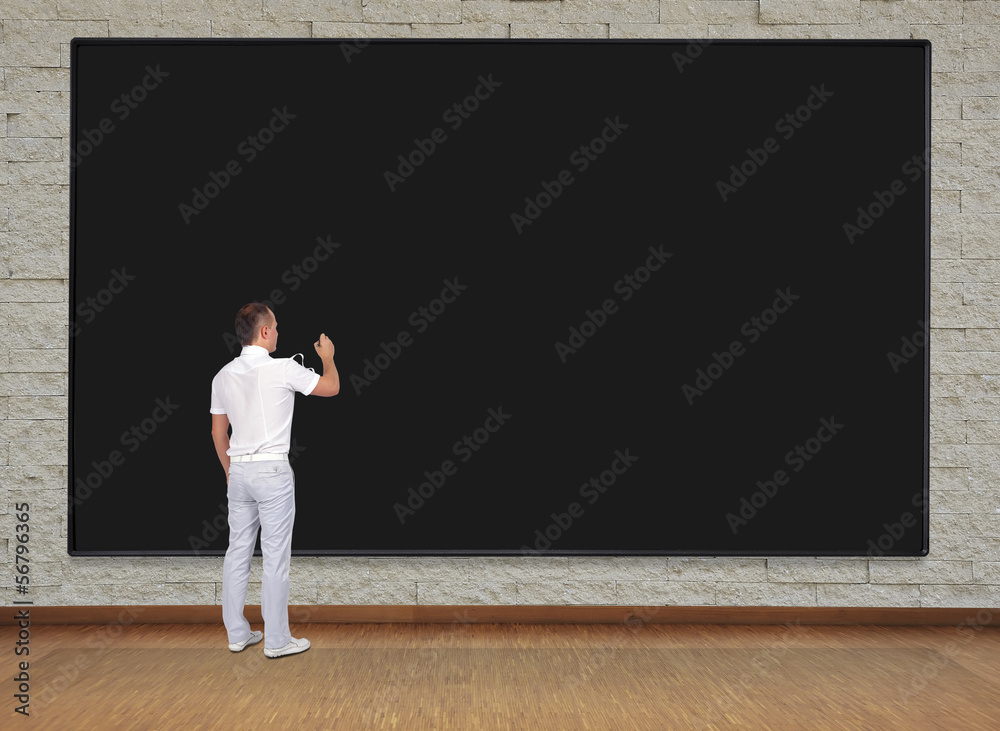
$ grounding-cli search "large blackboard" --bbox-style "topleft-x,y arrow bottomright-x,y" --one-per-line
69,39 -> 930,555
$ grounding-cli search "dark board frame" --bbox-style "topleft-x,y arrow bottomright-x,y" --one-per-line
68,38 -> 931,556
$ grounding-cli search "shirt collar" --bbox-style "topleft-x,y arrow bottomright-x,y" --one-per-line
241,345 -> 270,357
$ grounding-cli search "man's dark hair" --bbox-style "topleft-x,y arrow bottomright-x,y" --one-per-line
235,303 -> 273,347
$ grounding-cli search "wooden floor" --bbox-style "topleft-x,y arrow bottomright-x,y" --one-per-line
5,621 -> 1000,729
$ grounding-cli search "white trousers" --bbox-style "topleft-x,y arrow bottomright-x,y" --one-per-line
222,459 -> 295,650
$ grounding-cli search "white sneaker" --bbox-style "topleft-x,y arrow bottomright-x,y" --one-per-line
264,636 -> 310,658
229,630 -> 263,652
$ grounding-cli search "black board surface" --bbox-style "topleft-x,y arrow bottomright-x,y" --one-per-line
69,39 -> 930,555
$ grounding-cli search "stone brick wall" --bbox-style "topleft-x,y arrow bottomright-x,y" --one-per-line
2,0 -> 997,608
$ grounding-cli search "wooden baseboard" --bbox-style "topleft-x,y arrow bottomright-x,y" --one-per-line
4,605 -> 997,626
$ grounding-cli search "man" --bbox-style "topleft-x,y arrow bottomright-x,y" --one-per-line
210,303 -> 339,657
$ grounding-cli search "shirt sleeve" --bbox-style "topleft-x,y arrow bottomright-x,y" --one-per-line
284,358 -> 321,396
210,375 -> 227,414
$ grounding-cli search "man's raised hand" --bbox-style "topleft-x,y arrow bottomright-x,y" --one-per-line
314,333 -> 335,361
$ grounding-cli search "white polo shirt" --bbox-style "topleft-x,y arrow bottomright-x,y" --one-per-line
210,345 -> 321,457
